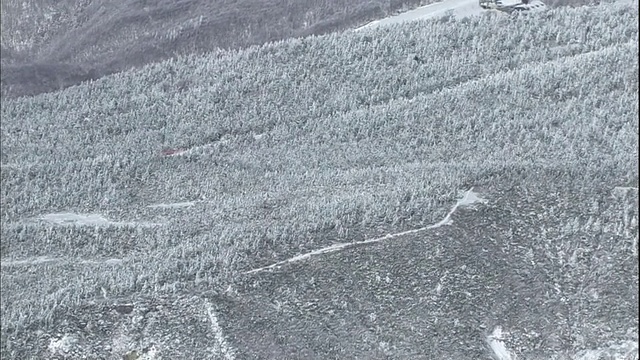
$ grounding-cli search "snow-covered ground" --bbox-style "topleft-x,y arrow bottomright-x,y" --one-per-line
354,0 -> 557,31
37,213 -> 162,227
245,189 -> 487,274
147,201 -> 197,209
356,0 -> 491,30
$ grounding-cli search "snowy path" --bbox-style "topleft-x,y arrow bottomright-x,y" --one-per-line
1,256 -> 127,268
244,188 -> 487,274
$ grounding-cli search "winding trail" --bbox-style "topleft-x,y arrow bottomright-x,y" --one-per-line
244,188 -> 487,275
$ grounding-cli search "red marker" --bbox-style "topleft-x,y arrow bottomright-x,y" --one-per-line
161,148 -> 186,156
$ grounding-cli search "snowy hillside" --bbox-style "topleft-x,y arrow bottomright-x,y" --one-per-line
1,1 -> 638,359
357,0 -> 490,30
357,0 -> 636,31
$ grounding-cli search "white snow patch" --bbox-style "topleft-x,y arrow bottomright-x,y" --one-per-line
510,0 -> 547,12
1,256 -> 58,267
244,188 -> 487,274
166,137 -> 233,157
48,334 -> 78,355
356,0 -> 486,31
1,256 -> 127,268
486,326 -> 515,360
80,258 -> 126,266
110,332 -> 135,359
428,188 -> 488,228
103,258 -> 125,265
38,213 -> 162,227
41,213 -> 113,226
138,345 -> 160,360
205,300 -> 236,360
147,201 -> 197,209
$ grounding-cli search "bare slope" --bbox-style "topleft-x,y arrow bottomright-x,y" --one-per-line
1,2 -> 638,359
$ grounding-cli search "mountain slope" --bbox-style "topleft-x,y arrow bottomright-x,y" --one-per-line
0,0 -> 439,99
1,2 -> 638,359
0,0 -> 608,99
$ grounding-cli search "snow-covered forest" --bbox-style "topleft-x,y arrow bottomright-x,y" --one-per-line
1,2 -> 638,359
